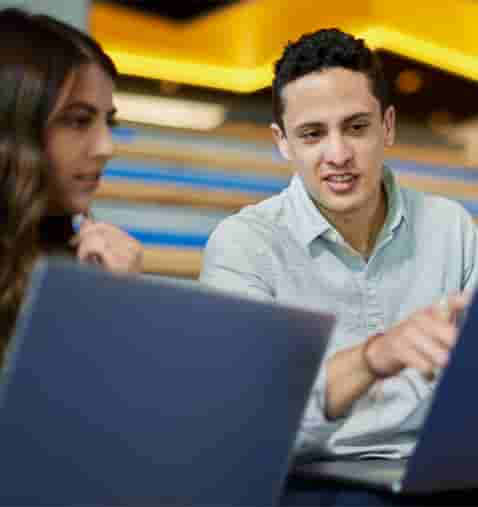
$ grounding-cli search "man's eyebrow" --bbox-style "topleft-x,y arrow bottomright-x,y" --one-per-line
293,112 -> 373,133
342,112 -> 373,123
294,121 -> 327,134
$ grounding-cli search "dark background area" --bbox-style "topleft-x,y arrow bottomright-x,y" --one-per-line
110,0 -> 241,21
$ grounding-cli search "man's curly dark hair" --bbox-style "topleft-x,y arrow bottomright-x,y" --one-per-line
272,28 -> 390,131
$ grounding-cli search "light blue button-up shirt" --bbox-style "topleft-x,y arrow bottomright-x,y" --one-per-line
200,167 -> 478,459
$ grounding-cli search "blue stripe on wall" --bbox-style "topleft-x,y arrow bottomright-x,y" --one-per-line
387,159 -> 478,183
112,127 -> 138,143
104,162 -> 288,194
126,229 -> 208,247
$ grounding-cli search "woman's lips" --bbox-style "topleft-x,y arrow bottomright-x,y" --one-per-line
74,173 -> 101,191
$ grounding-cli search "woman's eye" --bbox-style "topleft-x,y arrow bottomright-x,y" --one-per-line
62,115 -> 92,129
61,114 -> 93,130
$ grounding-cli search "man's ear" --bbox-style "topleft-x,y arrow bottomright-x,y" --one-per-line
271,123 -> 291,161
383,105 -> 396,147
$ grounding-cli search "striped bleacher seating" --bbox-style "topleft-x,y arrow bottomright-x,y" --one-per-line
92,124 -> 478,279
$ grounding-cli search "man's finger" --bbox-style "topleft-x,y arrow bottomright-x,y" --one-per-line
409,333 -> 450,369
414,311 -> 457,348
434,292 -> 471,323
447,292 -> 471,313
398,340 -> 436,379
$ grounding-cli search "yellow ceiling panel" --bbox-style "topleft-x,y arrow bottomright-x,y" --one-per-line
91,0 -> 478,93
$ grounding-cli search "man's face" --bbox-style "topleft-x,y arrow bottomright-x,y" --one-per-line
272,67 -> 395,223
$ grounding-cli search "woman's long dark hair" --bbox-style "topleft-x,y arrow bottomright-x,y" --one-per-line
0,8 -> 117,360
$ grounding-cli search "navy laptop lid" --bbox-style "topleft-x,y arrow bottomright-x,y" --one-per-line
0,258 -> 334,506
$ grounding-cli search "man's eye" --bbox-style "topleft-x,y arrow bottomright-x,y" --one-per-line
348,123 -> 368,135
301,130 -> 323,140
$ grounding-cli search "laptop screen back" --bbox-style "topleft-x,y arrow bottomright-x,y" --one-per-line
0,258 -> 334,506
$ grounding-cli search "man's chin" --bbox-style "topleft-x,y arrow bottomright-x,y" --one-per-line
315,195 -> 364,215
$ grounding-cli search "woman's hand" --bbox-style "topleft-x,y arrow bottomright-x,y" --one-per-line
71,217 -> 143,274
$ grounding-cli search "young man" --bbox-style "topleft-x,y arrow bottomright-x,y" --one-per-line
200,28 -> 478,505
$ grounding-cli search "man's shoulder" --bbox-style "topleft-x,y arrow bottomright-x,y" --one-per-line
400,184 -> 471,226
211,190 -> 289,240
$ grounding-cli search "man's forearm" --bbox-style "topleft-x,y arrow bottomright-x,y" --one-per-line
325,342 -> 378,419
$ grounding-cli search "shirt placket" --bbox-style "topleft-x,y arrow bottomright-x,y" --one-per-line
363,233 -> 395,403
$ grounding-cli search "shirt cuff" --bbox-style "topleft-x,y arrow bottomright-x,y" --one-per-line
292,363 -> 348,459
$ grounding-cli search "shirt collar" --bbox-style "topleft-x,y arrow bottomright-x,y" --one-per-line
286,166 -> 407,249
382,165 -> 408,234
287,174 -> 332,248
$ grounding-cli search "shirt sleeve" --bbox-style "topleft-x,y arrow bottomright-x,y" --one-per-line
201,215 -> 347,457
292,362 -> 350,459
200,216 -> 275,302
460,207 -> 478,293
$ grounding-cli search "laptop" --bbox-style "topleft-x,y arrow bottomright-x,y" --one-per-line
0,257 -> 334,506
293,289 -> 478,495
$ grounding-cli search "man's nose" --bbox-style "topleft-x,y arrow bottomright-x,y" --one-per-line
322,133 -> 352,166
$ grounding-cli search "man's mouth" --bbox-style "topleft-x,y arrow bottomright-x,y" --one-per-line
323,173 -> 358,192
325,174 -> 355,182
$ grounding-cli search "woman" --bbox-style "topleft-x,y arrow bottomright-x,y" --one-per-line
0,8 -> 143,359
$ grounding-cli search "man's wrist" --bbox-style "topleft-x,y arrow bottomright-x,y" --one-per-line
362,332 -> 388,379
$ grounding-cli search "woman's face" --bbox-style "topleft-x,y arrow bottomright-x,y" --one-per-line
44,63 -> 116,215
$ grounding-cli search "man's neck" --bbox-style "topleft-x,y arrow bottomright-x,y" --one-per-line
319,186 -> 387,259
